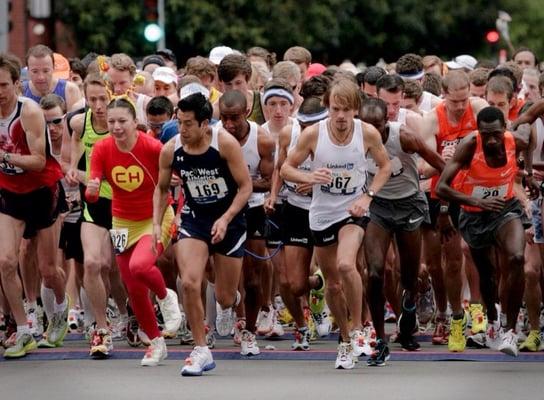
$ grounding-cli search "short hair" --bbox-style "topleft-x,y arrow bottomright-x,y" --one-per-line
219,90 -> 247,110
300,74 -> 332,99
422,55 -> 442,69
442,70 -> 469,94
107,97 -> 136,120
83,73 -> 108,96
178,74 -> 202,88
146,95 -> 174,117
363,66 -> 386,85
26,44 -> 54,65
283,46 -> 311,65
217,54 -> 252,83
177,93 -> 213,124
185,56 -> 216,80
422,72 -> 442,96
396,53 -> 424,75
500,62 -> 523,89
488,68 -> 517,94
69,58 -> 87,81
272,61 -> 301,83
403,80 -> 423,101
263,78 -> 293,96
360,97 -> 387,120
39,94 -> 66,113
486,76 -> 514,101
0,52 -> 22,82
469,68 -> 490,86
513,47 -> 538,66
249,61 -> 271,91
523,67 -> 540,80
376,74 -> 404,94
477,106 -> 505,128
246,46 -> 276,70
299,96 -> 326,115
109,53 -> 136,76
333,70 -> 357,84
323,78 -> 361,111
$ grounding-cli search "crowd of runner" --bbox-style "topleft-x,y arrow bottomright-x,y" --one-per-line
0,42 -> 543,375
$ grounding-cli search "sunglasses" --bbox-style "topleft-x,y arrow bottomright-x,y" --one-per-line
148,121 -> 166,130
46,115 -> 65,125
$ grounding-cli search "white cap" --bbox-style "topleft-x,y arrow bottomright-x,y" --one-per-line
152,66 -> 178,85
179,82 -> 210,100
209,46 -> 234,65
446,55 -> 477,71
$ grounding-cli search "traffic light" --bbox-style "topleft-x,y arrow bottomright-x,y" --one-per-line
486,30 -> 500,44
143,0 -> 162,42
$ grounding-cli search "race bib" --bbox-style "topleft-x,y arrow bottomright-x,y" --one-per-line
110,228 -> 128,254
187,177 -> 229,203
471,185 -> 507,200
321,171 -> 360,195
368,156 -> 403,178
0,161 -> 24,175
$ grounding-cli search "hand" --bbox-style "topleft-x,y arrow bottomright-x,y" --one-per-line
477,197 -> 506,212
84,178 -> 100,202
441,146 -> 455,161
170,173 -> 182,187
310,168 -> 332,185
525,228 -> 535,245
65,168 -> 80,186
525,176 -> 540,200
151,223 -> 162,255
295,183 -> 313,195
348,194 -> 371,218
437,213 -> 456,244
264,196 -> 276,215
211,216 -> 229,244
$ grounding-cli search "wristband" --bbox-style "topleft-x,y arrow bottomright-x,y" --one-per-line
439,205 -> 449,214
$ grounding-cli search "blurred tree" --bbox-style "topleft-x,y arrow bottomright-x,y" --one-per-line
55,0 -> 542,66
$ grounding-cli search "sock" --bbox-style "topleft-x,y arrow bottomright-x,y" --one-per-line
40,286 -> 55,320
54,296 -> 67,314
452,312 -> 464,320
27,300 -> 38,312
500,312 -> 508,329
17,324 -> 30,337
80,288 -> 95,327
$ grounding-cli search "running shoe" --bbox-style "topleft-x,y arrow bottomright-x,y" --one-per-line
367,338 -> 390,366
68,308 -> 81,333
335,342 -> 355,369
141,336 -> 167,367
27,306 -> 43,338
350,329 -> 371,356
384,302 -> 397,323
519,330 -> 541,352
277,307 -> 294,326
126,314 -> 141,347
205,325 -> 216,349
111,313 -> 129,340
399,334 -> 421,351
233,319 -> 246,346
157,288 -> 182,337
303,307 -> 318,341
90,328 -> 113,359
398,303 -> 418,337
432,317 -> 449,345
3,332 -> 37,359
313,310 -> 332,337
37,332 -> 57,349
516,307 -> 529,342
448,314 -> 467,352
291,327 -> 311,351
240,330 -> 260,356
309,269 -> 325,315
362,322 -> 377,348
47,302 -> 69,346
266,309 -> 284,338
416,282 -> 435,326
181,346 -> 216,376
498,328 -> 519,357
138,329 -> 151,346
216,292 -> 239,337
468,303 -> 487,335
256,308 -> 274,336
485,320 -> 502,350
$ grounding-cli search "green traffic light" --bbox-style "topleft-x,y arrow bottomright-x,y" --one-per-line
144,23 -> 162,42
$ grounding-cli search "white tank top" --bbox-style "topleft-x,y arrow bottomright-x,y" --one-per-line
135,94 -> 149,127
533,118 -> 544,163
310,118 -> 367,231
396,108 -> 407,125
242,121 -> 265,208
262,120 -> 288,203
418,91 -> 437,113
285,121 -> 312,210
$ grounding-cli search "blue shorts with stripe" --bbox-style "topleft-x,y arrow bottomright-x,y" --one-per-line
177,209 -> 247,258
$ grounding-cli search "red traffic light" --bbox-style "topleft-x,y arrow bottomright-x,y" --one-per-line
486,30 -> 500,44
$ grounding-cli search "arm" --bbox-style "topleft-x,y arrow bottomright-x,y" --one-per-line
265,125 -> 291,212
0,100 -> 46,172
418,111 -> 441,177
470,97 -> 489,115
85,140 -> 105,202
152,141 -> 175,251
65,81 -> 83,112
400,125 -> 445,172
66,114 -> 87,185
60,124 -> 72,174
516,124 -> 539,199
511,99 -> 544,131
253,127 -> 275,192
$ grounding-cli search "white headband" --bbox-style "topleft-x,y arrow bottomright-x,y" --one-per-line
263,88 -> 294,105
296,109 -> 329,124
398,70 -> 425,81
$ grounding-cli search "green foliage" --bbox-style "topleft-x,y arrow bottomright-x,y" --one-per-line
56,0 -> 543,65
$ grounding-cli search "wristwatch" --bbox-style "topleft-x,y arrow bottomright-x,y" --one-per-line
367,190 -> 375,198
439,204 -> 449,214
2,152 -> 10,163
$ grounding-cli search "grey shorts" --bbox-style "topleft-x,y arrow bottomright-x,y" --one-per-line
531,198 -> 544,244
459,198 -> 530,249
367,191 -> 430,232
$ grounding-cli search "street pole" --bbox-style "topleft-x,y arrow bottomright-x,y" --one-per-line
158,0 -> 165,50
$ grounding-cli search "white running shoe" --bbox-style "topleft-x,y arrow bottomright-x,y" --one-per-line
141,336 -> 167,366
256,308 -> 274,336
240,330 -> 261,356
335,342 -> 355,369
363,323 -> 377,348
350,329 -> 370,357
233,319 -> 246,346
68,308 -> 80,332
266,310 -> 284,338
215,292 -> 240,337
498,329 -> 519,357
27,307 -> 43,338
181,346 -> 216,376
138,329 -> 152,346
157,289 -> 182,337
485,320 -> 502,350
313,310 -> 332,337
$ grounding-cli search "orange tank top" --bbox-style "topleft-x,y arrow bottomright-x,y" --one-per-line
456,131 -> 517,212
508,98 -> 525,122
431,101 -> 477,197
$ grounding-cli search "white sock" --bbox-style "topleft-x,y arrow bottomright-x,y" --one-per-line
40,286 -> 55,320
54,296 -> 67,314
80,288 -> 95,326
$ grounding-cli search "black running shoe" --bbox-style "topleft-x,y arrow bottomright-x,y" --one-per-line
398,292 -> 418,336
367,338 -> 390,366
399,333 -> 421,352
126,305 -> 141,347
